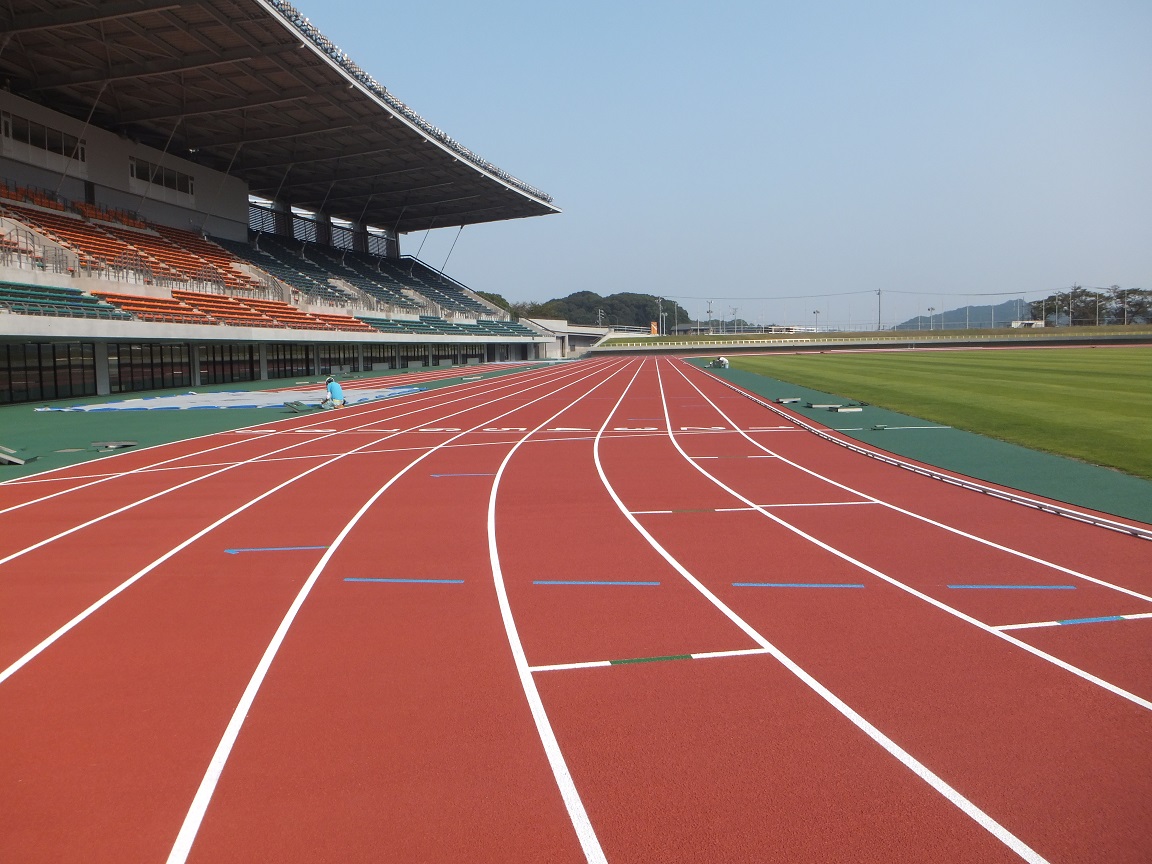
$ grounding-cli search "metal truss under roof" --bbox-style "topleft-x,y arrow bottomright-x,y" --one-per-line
0,0 -> 560,234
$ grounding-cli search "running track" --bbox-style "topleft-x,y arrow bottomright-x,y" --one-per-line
1,357 -> 1149,863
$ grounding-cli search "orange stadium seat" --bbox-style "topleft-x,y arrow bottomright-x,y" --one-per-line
90,290 -> 214,325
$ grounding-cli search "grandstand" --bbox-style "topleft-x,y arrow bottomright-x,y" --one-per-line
0,0 -> 564,405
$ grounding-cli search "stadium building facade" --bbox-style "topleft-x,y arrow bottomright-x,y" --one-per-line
0,0 -> 561,405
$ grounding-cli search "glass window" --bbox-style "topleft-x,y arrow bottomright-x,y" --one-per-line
10,114 -> 29,145
46,127 -> 64,155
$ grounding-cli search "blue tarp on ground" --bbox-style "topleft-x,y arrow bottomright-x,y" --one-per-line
35,387 -> 424,412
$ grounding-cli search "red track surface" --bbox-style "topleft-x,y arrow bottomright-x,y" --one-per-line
2,357 -> 1149,863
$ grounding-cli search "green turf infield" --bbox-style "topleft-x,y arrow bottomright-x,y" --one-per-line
730,346 -> 1152,482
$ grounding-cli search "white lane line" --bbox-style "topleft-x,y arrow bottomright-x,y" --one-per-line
589,361 -> 1051,864
705,369 -> 1152,541
997,611 -> 1152,631
630,502 -> 872,515
666,360 -> 1152,713
529,647 -> 771,673
759,501 -> 877,508
166,359 -> 631,864
691,647 -> 772,660
484,364 -> 643,864
0,364 -> 602,565
0,360 -> 583,511
676,361 -> 1152,606
530,660 -> 613,673
0,363 -> 616,685
691,454 -> 777,460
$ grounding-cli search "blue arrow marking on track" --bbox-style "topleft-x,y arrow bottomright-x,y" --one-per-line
733,582 -> 865,588
534,580 -> 661,586
225,546 -> 329,555
1059,615 -> 1123,625
345,578 -> 464,584
947,584 -> 1076,590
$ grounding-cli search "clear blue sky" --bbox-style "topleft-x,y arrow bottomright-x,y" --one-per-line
299,0 -> 1150,328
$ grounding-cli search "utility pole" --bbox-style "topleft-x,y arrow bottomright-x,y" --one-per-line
706,300 -> 714,334
876,289 -> 882,331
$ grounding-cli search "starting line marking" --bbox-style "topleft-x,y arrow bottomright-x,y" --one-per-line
998,611 -> 1152,631
224,545 -> 328,555
344,577 -> 464,584
534,580 -> 660,586
691,455 -> 776,460
633,507 -> 755,515
632,502 -> 874,515
530,647 -> 771,673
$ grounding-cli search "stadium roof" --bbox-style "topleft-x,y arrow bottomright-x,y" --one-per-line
0,0 -> 560,233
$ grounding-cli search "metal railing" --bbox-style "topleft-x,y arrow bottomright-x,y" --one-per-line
699,364 -> 1152,542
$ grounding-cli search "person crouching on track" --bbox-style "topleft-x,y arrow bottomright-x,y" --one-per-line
321,375 -> 346,409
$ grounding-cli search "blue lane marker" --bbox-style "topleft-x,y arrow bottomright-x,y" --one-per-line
733,582 -> 865,588
225,545 -> 329,554
345,577 -> 464,584
1059,615 -> 1124,626
534,580 -> 661,586
947,584 -> 1076,590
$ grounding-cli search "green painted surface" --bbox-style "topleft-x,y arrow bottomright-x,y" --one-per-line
689,358 -> 1152,525
0,365 -> 535,481
729,348 -> 1152,481
610,654 -> 693,666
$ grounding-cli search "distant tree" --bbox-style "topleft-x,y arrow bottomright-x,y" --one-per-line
510,299 -> 563,320
475,290 -> 511,312
1029,286 -> 1149,326
1107,286 -> 1152,325
539,292 -> 691,328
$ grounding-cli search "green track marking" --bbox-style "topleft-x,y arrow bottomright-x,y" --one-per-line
609,654 -> 693,665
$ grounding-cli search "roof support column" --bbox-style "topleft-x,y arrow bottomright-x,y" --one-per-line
272,200 -> 292,237
314,212 -> 332,247
94,342 -> 110,396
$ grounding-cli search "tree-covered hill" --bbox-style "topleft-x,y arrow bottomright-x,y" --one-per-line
497,291 -> 691,328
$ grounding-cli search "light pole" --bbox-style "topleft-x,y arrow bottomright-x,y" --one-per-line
813,310 -> 820,332
927,307 -> 935,331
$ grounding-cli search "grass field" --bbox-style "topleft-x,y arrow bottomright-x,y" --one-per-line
731,346 -> 1152,482
602,324 -> 1152,347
